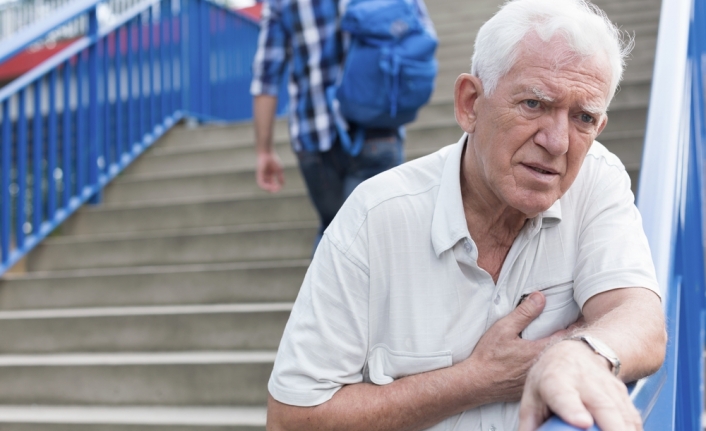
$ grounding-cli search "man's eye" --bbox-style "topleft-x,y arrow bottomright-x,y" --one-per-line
524,100 -> 540,109
580,113 -> 595,124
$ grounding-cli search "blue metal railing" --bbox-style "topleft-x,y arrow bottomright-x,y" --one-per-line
0,0 -> 285,274
539,0 -> 706,430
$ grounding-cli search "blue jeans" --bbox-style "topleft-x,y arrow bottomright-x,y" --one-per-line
297,133 -> 404,252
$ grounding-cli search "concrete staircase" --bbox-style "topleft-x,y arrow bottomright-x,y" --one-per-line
0,0 -> 660,429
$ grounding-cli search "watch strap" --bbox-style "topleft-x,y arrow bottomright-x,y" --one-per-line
569,335 -> 621,377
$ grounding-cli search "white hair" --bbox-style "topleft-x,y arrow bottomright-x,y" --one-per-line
470,0 -> 634,104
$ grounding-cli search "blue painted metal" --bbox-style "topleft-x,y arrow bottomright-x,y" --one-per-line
62,59 -> 71,208
138,12 -> 145,140
76,52 -> 86,195
48,69 -> 58,220
32,79 -> 42,236
115,27 -> 123,165
103,36 -> 111,172
148,6 -> 155,134
0,0 -> 102,66
540,0 -> 706,429
0,0 -> 283,282
127,18 -> 134,150
1,100 -> 9,264
16,89 -> 27,250
87,7 -> 100,205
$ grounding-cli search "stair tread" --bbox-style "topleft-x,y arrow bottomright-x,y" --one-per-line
0,405 -> 266,426
0,351 -> 277,366
0,303 -> 293,320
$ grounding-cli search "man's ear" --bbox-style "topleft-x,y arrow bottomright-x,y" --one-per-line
454,73 -> 483,134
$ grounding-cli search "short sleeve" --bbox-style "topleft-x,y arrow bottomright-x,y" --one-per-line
268,233 -> 370,407
573,165 -> 661,309
250,0 -> 289,96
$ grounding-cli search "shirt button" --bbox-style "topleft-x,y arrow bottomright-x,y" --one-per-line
494,295 -> 501,305
489,426 -> 496,431
464,240 -> 472,253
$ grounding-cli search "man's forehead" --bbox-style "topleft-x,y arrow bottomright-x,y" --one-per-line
506,34 -> 612,104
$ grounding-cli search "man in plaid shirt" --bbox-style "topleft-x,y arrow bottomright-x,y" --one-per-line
251,0 -> 434,250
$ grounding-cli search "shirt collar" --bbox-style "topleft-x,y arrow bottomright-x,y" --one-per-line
431,134 -> 471,257
430,134 -> 564,257
540,200 -> 563,229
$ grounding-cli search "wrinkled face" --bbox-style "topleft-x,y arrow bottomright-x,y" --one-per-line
459,35 -> 611,217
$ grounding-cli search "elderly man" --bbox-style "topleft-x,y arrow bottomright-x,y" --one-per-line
266,0 -> 667,430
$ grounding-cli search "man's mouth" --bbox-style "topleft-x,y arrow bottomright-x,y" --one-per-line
530,166 -> 552,175
523,163 -> 558,175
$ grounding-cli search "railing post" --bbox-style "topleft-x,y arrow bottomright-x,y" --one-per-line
1,100 -> 10,265
87,4 -> 101,204
199,0 -> 209,117
674,0 -> 706,428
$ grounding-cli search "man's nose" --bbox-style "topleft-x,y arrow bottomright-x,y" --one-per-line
535,113 -> 570,156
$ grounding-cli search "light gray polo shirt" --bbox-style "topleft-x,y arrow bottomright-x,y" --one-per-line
269,134 -> 660,431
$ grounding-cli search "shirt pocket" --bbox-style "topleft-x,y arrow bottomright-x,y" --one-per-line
365,344 -> 453,385
519,281 -> 580,341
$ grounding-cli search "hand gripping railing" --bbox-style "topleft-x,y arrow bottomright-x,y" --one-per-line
538,0 -> 706,429
0,0 -> 285,274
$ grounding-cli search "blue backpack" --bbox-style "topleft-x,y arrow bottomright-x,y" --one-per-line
330,0 -> 438,155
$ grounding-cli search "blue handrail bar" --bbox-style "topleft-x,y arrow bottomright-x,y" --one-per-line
0,0 -> 102,66
0,0 -> 286,274
539,0 -> 706,429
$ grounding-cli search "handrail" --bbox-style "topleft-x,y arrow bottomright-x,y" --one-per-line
636,0 -> 692,302
0,0 -> 287,274
0,0 -> 102,66
539,0 -> 706,429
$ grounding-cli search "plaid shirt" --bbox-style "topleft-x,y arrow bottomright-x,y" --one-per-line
251,0 -> 433,153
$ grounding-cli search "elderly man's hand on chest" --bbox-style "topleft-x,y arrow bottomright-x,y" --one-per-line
459,291 -> 569,405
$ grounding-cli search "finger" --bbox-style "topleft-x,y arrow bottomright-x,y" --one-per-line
541,387 -> 594,430
592,380 -> 640,431
276,169 -> 285,189
584,389 -> 629,431
518,388 -> 549,431
503,292 -> 546,336
258,175 -> 279,193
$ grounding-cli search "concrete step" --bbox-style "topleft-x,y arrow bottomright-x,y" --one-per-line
26,223 -> 317,271
430,3 -> 661,33
0,260 -> 308,309
104,166 -> 306,205
156,120 -> 289,151
101,128 -> 461,206
0,351 -> 273,405
0,405 -> 265,431
61,191 -> 316,236
0,303 -> 290,353
121,140 -> 296,177
112,102 -> 457,179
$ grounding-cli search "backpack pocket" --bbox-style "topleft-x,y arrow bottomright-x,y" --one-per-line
397,58 -> 437,115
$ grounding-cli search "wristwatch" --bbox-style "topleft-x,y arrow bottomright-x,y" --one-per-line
569,335 -> 621,377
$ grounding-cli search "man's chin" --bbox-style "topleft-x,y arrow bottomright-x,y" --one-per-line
508,194 -> 560,219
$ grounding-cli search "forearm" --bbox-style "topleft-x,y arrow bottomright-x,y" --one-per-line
575,287 -> 666,382
254,95 -> 278,155
268,363 -> 493,431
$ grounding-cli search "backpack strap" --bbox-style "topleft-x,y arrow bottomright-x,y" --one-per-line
325,85 -> 366,156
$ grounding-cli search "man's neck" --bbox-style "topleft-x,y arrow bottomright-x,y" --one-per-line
460,140 -> 529,283
459,142 -> 528,245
